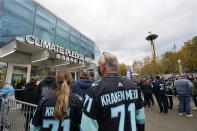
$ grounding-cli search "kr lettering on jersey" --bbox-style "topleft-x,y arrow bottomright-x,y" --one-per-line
45,107 -> 54,117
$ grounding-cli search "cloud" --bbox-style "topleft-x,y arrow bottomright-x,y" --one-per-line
36,0 -> 197,65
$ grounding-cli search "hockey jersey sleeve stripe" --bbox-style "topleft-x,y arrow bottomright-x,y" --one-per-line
136,107 -> 145,124
30,110 -> 41,131
30,119 -> 41,131
80,113 -> 98,131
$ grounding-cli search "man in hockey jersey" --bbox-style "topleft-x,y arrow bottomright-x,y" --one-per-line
155,76 -> 168,114
81,52 -> 145,131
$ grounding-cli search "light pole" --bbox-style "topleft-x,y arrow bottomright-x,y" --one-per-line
178,59 -> 183,74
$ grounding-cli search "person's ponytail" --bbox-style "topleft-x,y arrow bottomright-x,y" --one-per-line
54,80 -> 70,121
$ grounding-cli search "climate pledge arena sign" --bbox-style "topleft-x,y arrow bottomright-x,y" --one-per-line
25,35 -> 95,64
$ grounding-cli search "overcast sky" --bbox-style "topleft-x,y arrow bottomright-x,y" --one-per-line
36,0 -> 197,65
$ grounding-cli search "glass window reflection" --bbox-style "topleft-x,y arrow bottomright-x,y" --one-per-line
0,0 -> 99,60
0,0 -> 36,46
33,5 -> 56,44
71,28 -> 80,38
55,19 -> 70,49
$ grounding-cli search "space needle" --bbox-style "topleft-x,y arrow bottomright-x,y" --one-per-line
145,31 -> 158,60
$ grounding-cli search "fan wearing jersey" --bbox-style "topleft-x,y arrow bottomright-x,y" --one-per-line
30,70 -> 82,131
155,76 -> 168,114
81,52 -> 145,131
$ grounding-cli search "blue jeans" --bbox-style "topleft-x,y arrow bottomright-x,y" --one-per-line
179,95 -> 191,115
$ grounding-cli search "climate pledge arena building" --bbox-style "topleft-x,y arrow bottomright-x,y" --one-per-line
0,0 -> 101,85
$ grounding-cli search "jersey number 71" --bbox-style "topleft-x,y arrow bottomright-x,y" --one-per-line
111,103 -> 136,131
43,119 -> 70,131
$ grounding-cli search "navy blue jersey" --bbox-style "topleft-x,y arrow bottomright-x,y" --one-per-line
81,74 -> 145,131
155,80 -> 166,96
31,92 -> 82,131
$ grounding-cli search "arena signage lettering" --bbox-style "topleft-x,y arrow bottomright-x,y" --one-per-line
25,35 -> 95,64
100,89 -> 138,107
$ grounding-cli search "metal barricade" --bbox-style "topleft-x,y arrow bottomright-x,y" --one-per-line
0,98 -> 37,131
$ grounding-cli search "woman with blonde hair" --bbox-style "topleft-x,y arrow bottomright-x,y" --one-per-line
31,70 -> 82,131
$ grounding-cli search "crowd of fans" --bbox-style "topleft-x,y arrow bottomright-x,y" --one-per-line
136,74 -> 197,116
0,53 -> 197,131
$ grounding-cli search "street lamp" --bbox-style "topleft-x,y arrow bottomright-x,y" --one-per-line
178,59 -> 183,74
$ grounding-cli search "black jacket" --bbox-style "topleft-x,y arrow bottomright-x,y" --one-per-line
141,84 -> 152,95
36,77 -> 57,104
19,83 -> 37,113
20,83 -> 37,105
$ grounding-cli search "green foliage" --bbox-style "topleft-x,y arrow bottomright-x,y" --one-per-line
180,39 -> 197,72
118,63 -> 128,76
160,51 -> 179,73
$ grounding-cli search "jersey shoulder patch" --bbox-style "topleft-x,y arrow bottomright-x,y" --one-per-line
92,80 -> 101,87
117,82 -> 124,87
74,93 -> 83,101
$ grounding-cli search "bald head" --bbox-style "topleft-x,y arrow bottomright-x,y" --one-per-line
99,52 -> 118,71
175,75 -> 180,80
180,74 -> 185,77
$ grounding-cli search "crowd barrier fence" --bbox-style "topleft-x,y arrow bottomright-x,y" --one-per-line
0,98 -> 37,131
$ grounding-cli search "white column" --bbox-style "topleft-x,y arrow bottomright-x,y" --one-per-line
26,64 -> 31,83
75,72 -> 77,81
6,63 -> 13,83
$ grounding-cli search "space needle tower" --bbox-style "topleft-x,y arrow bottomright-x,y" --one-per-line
145,31 -> 158,60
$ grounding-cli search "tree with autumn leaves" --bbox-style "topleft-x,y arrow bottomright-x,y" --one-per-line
132,36 -> 197,75
118,63 -> 128,76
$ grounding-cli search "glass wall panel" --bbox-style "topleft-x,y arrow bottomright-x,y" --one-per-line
71,28 -> 80,38
33,5 -> 56,44
81,35 -> 89,44
80,47 -> 87,56
55,19 -> 70,49
70,43 -> 80,53
0,0 -> 100,60
0,0 -> 2,15
70,35 -> 80,52
70,35 -> 81,45
89,41 -> 94,47
87,44 -> 92,52
81,41 -> 86,50
0,0 -> 36,46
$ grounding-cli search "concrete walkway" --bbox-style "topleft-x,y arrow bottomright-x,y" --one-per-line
5,97 -> 197,131
145,97 -> 197,131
